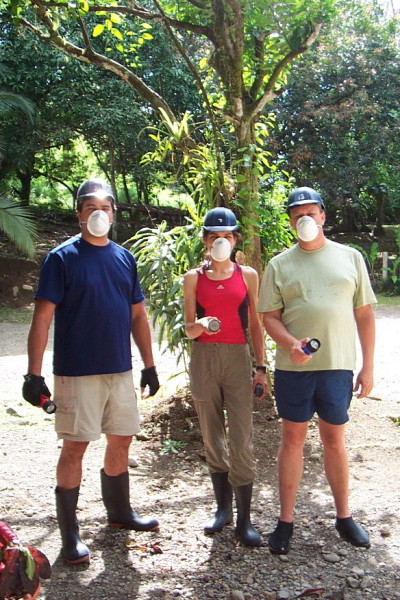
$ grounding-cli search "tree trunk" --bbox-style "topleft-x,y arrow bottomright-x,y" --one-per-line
235,119 -> 262,274
109,145 -> 118,242
16,169 -> 33,205
122,173 -> 131,204
373,192 -> 386,237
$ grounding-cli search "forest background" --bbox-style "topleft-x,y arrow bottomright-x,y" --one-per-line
0,0 -> 400,358
0,4 -> 400,598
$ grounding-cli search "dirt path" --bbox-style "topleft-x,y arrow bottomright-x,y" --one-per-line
0,306 -> 399,600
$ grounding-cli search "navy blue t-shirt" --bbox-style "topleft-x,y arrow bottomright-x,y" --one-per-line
36,235 -> 145,376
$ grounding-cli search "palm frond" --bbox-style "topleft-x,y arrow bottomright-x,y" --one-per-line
0,197 -> 38,258
0,91 -> 35,123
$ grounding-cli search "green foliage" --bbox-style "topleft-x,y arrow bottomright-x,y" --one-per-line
184,143 -> 230,208
0,87 -> 37,256
0,196 -> 37,258
141,111 -> 192,168
0,0 -> 338,268
232,119 -> 296,261
160,439 -> 187,454
133,115 -> 295,364
125,199 -> 205,366
347,242 -> 380,283
381,228 -> 400,295
141,112 -> 233,209
347,229 -> 400,296
383,256 -> 400,286
258,199 -> 295,262
0,90 -> 34,122
141,110 -> 294,263
269,0 -> 400,226
0,15 -> 201,206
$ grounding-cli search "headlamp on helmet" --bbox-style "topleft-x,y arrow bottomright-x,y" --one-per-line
76,178 -> 116,211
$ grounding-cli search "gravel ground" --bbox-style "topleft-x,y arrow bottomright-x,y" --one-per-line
0,305 -> 399,600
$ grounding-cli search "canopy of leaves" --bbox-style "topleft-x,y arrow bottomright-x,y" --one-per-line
268,0 -> 400,226
0,12 -> 203,204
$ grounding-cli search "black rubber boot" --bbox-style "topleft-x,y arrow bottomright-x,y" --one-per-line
234,483 -> 262,547
100,468 -> 159,531
204,472 -> 233,534
55,486 -> 90,564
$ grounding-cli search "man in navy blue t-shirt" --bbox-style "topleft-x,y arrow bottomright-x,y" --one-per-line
22,178 -> 160,565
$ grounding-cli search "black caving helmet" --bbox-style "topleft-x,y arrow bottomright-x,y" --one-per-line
287,186 -> 325,212
202,207 -> 239,232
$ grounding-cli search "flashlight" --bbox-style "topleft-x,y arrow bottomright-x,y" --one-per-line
39,394 -> 57,414
302,338 -> 321,355
254,383 -> 264,398
207,318 -> 221,333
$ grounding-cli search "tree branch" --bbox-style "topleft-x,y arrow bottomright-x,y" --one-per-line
24,0 -> 179,125
85,1 -> 218,43
77,15 -> 92,50
151,0 -> 226,199
249,22 -> 322,118
248,33 -> 268,101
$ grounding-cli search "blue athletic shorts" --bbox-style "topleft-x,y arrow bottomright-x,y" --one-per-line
274,369 -> 353,425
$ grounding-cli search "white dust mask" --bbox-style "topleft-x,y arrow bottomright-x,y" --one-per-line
296,216 -> 319,242
82,210 -> 111,237
210,237 -> 232,262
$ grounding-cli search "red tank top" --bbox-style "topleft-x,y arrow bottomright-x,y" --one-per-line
196,264 -> 249,344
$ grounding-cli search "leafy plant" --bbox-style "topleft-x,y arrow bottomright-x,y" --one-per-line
0,196 -> 37,258
0,89 -> 37,257
257,192 -> 296,263
382,228 -> 400,287
347,242 -> 380,283
383,256 -> 400,285
125,198 -> 205,367
160,439 -> 187,454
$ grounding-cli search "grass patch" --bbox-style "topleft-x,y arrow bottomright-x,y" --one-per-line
376,294 -> 400,307
0,306 -> 33,323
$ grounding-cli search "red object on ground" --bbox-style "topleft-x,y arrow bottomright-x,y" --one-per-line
0,520 -> 51,600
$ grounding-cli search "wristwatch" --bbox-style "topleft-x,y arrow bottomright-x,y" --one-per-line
255,365 -> 267,373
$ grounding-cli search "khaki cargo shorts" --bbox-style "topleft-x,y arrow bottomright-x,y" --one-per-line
54,371 -> 140,441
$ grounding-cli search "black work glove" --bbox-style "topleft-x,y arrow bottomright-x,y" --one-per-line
140,366 -> 160,397
22,374 -> 51,407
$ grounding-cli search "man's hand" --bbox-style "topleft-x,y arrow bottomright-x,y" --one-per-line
353,367 -> 374,398
140,366 -> 160,397
289,338 -> 313,365
22,374 -> 51,406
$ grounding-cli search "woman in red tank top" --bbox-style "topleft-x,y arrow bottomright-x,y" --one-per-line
183,207 -> 268,546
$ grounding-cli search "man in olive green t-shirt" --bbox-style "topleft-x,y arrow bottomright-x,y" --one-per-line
258,186 -> 376,555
